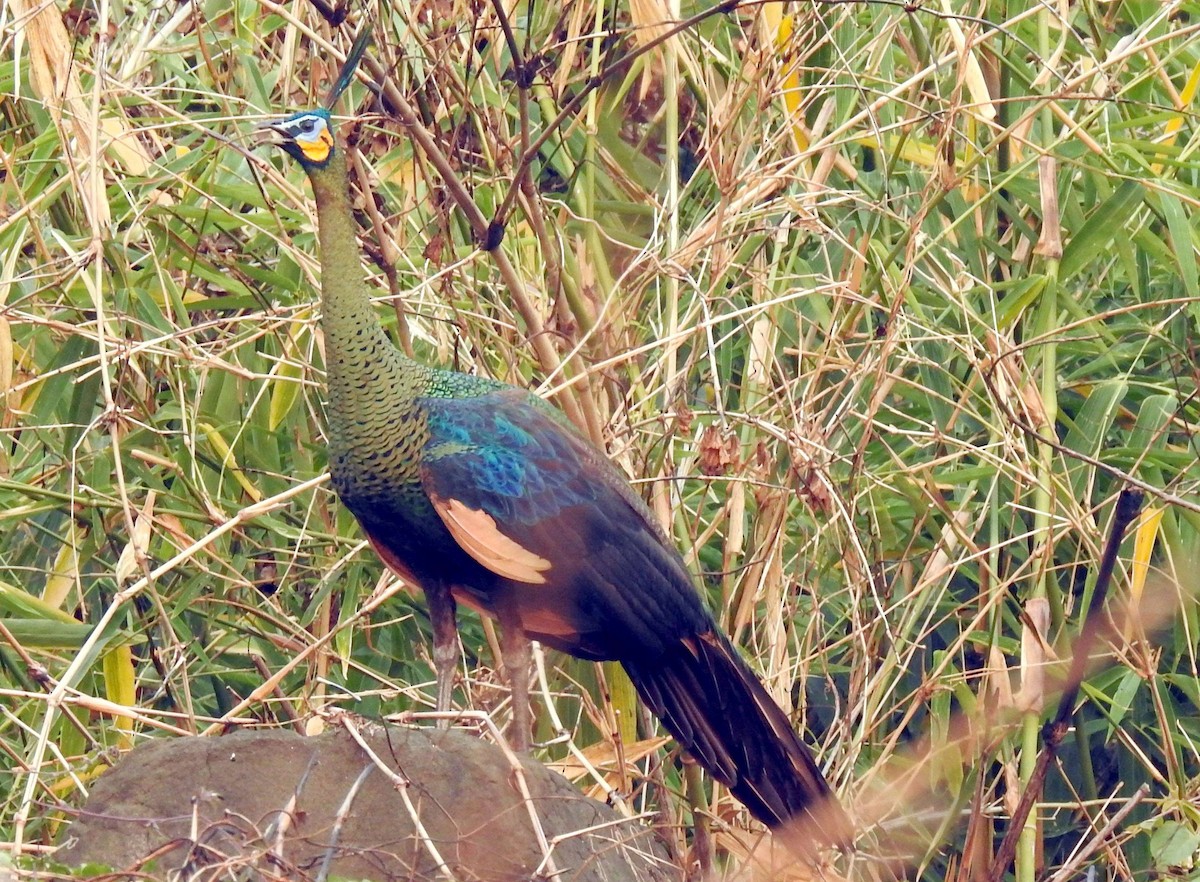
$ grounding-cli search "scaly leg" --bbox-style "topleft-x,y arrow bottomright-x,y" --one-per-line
426,581 -> 459,725
497,600 -> 532,752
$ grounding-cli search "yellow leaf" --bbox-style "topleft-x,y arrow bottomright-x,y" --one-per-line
49,760 -> 111,796
853,134 -> 939,168
763,4 -> 807,152
43,522 -> 85,610
268,356 -> 304,431
17,376 -> 43,415
1164,58 -> 1200,143
1156,57 -> 1200,174
605,660 -> 639,748
1131,507 -> 1164,604
1123,506 -> 1164,641
548,734 -> 670,783
102,644 -> 136,748
100,114 -> 151,175
0,316 -> 12,408
199,423 -> 263,503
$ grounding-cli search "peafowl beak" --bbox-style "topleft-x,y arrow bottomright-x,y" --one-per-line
254,120 -> 292,148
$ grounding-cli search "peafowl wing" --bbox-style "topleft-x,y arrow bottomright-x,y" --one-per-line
417,387 -> 849,844
418,387 -> 711,658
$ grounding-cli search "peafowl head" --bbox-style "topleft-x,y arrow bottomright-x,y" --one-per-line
259,29 -> 370,172
262,109 -> 336,170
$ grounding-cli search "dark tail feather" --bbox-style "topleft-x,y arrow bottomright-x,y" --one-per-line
624,629 -> 851,851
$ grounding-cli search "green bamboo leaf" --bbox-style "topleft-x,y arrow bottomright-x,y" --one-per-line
184,261 -> 260,302
268,358 -> 304,431
1108,667 -> 1141,729
28,334 -> 89,436
269,322 -> 309,431
994,275 -> 1047,330
1060,181 -> 1144,280
0,579 -> 81,623
1129,394 -> 1177,452
1062,381 -> 1127,502
930,650 -> 963,794
1155,191 -> 1198,299
1150,822 -> 1200,870
0,618 -> 137,650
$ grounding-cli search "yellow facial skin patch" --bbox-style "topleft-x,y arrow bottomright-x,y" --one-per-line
299,128 -> 333,164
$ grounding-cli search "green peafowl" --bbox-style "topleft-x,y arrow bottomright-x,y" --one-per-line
257,35 -> 850,853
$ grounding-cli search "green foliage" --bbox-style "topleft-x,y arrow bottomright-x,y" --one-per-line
2,0 -> 1199,877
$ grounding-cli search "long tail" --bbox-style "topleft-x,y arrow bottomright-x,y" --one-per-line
623,628 -> 850,850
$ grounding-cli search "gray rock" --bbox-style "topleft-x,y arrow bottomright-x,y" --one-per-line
57,725 -> 681,882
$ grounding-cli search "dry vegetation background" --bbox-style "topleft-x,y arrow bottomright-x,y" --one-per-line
2,0 -> 1200,878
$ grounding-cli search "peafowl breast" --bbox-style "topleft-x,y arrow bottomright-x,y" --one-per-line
261,95 -> 850,851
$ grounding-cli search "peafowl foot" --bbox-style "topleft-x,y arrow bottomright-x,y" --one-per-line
427,583 -> 459,728
498,605 -> 532,753
432,636 -> 458,724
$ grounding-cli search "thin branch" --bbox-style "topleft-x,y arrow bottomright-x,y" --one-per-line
984,489 -> 1144,882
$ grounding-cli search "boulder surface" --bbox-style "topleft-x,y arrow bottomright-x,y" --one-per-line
58,724 -> 681,882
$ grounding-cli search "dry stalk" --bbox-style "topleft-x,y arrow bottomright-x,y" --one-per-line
315,763 -> 376,882
531,642 -> 634,817
396,709 -> 563,881
337,713 -> 459,881
1044,784 -> 1150,882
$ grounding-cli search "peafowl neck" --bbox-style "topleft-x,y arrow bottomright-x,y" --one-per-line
305,148 -> 433,501
305,150 -> 430,433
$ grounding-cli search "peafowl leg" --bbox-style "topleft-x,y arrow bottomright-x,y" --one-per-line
497,601 -> 532,752
426,581 -> 459,725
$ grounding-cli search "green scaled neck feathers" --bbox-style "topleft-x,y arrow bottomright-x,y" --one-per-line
260,48 -> 432,469
302,143 -> 426,408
